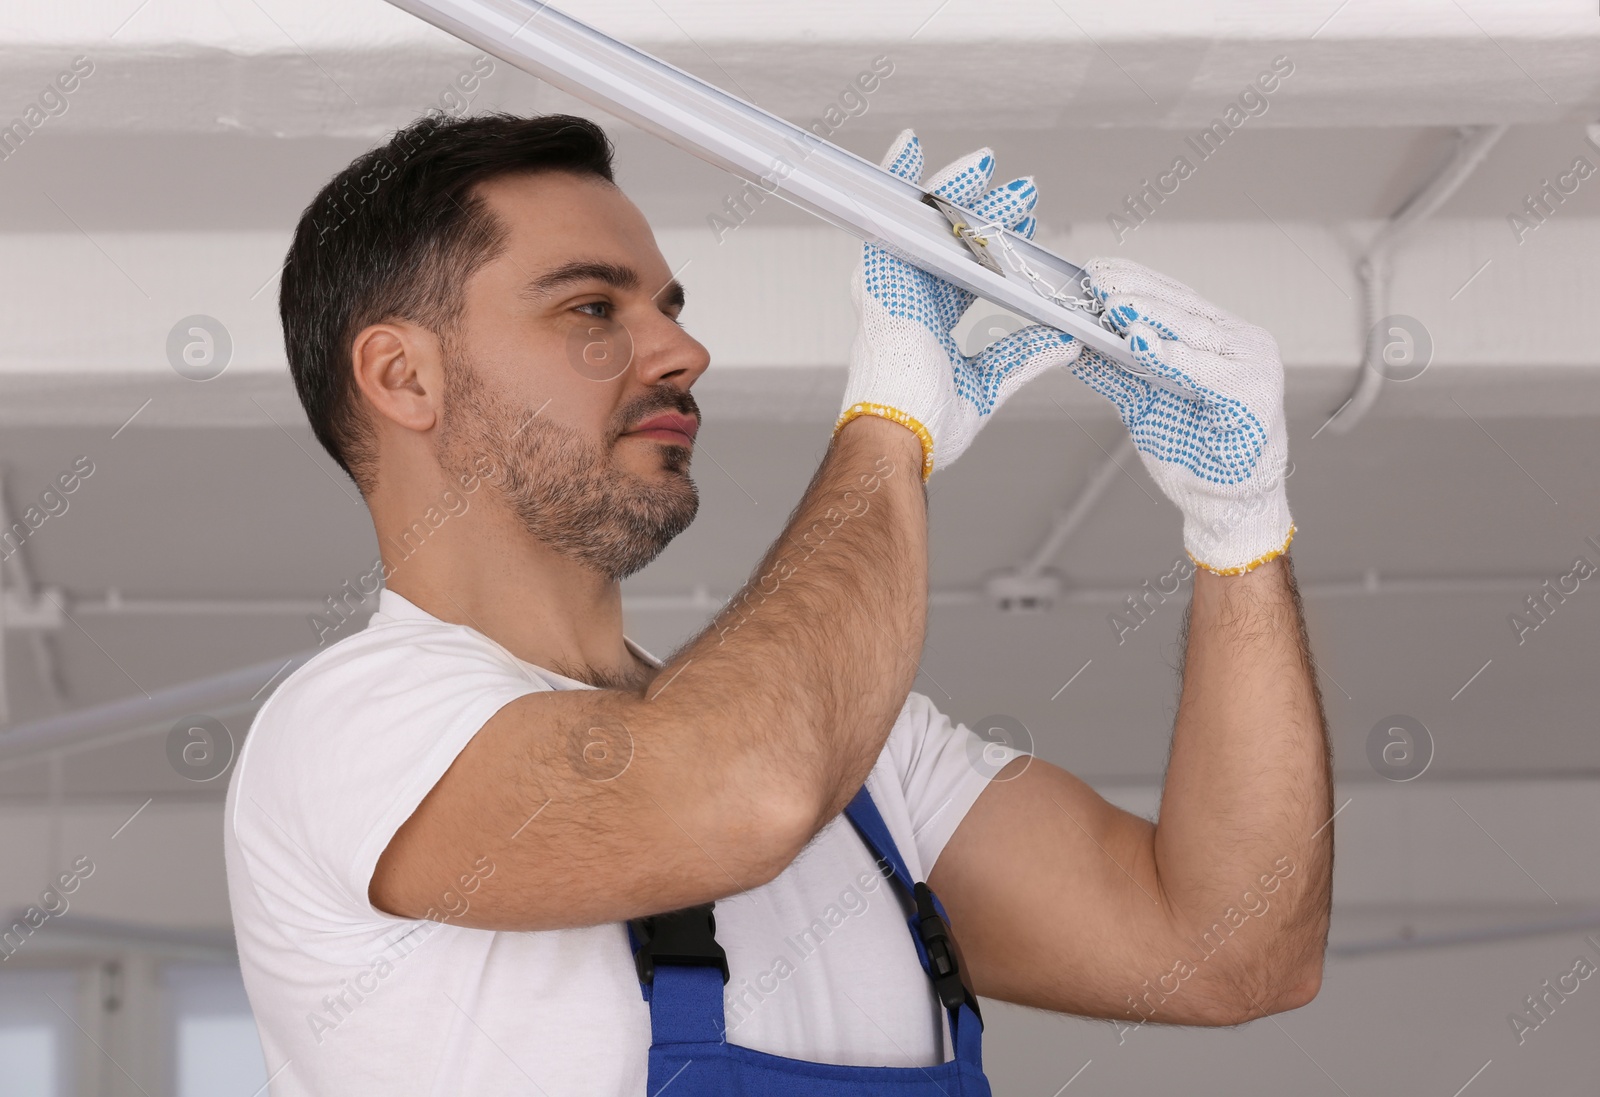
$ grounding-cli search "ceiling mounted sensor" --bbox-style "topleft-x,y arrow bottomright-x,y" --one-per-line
984,570 -> 1063,614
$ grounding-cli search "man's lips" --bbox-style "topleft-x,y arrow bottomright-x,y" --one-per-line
623,411 -> 699,447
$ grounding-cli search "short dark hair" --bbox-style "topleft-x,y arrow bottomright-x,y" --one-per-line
279,111 -> 616,493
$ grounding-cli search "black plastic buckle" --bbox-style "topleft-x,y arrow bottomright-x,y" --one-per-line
913,882 -> 982,1024
630,902 -> 730,986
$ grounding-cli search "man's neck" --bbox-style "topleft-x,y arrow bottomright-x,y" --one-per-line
547,645 -> 657,692
371,495 -> 646,690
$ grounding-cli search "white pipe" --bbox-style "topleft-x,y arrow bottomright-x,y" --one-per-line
73,592 -> 368,618
0,471 -> 65,710
1020,436 -> 1139,580
1330,907 -> 1600,958
0,911 -> 238,961
0,567 -> 1554,632
0,567 -> 1553,765
0,652 -> 314,767
1327,125 -> 1509,436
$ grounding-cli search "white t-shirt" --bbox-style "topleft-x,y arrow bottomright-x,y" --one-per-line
223,588 -> 1023,1096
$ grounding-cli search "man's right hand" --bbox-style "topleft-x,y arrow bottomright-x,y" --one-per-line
835,128 -> 1084,478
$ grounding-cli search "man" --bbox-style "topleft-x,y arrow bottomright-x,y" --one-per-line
224,110 -> 1331,1095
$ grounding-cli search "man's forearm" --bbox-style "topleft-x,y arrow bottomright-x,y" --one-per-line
649,415 -> 929,838
1152,553 -> 1334,1009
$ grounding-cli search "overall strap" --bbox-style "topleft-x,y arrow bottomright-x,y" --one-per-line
842,783 -> 986,1064
628,783 -> 985,1066
840,784 -> 917,897
626,907 -> 729,1044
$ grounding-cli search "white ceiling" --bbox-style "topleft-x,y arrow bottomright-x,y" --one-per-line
0,0 -> 1596,801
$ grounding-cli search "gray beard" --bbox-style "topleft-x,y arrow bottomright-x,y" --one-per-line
435,356 -> 699,583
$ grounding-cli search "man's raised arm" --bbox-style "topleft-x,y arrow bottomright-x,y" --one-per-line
369,414 -> 929,932
930,255 -> 1332,1025
370,132 -> 1080,931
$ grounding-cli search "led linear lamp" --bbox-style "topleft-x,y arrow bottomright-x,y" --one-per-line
381,0 -> 1154,376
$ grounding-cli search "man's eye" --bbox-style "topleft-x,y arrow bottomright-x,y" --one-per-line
576,301 -> 610,319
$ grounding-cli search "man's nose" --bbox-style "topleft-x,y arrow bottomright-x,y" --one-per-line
633,313 -> 710,389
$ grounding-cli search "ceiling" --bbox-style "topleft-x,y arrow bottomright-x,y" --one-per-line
0,0 -> 1597,807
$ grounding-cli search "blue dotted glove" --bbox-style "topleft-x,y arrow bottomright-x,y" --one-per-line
1072,257 -> 1295,575
836,129 -> 1083,478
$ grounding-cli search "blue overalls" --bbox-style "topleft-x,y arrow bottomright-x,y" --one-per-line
625,784 -> 992,1095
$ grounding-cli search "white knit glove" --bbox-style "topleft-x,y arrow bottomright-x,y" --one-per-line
1072,257 -> 1295,575
835,130 -> 1084,479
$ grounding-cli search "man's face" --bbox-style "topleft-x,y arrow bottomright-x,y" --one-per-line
434,170 -> 711,582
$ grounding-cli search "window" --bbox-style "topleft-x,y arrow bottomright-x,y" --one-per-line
162,964 -> 268,1097
0,969 -> 80,1097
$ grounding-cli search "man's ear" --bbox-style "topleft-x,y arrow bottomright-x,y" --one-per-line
351,321 -> 443,434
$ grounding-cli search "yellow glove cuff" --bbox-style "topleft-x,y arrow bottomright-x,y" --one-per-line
1187,523 -> 1297,577
832,402 -> 935,482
